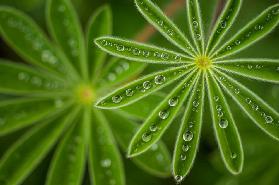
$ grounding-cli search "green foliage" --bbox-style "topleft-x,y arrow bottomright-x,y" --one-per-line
95,0 -> 279,183
0,1 -> 172,185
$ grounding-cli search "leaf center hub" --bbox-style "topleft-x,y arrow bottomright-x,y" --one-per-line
75,84 -> 95,105
195,56 -> 212,70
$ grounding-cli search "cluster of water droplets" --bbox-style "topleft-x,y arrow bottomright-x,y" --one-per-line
100,39 -> 184,62
105,61 -> 130,82
17,71 -> 64,90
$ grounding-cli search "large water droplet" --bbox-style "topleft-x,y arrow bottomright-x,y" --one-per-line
158,110 -> 169,120
142,133 -> 152,142
219,119 -> 228,128
143,81 -> 152,89
112,95 -> 122,103
125,89 -> 134,97
265,116 -> 273,124
168,97 -> 178,107
183,130 -> 193,141
154,75 -> 166,84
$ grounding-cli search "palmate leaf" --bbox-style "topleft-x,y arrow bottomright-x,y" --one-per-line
206,0 -> 242,55
95,65 -> 194,109
0,97 -> 70,136
187,0 -> 205,54
89,109 -> 125,185
213,4 -> 279,59
134,0 -> 197,56
87,5 -> 112,81
105,110 -> 172,177
128,71 -> 199,157
213,69 -> 279,140
0,60 -> 67,95
95,36 -> 193,64
46,0 -> 86,77
206,72 -> 243,174
215,59 -> 279,83
173,73 -> 204,182
0,7 -> 76,78
46,113 -> 86,185
0,108 -> 79,185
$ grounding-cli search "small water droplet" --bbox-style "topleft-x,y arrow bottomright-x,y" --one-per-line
112,95 -> 122,103
150,124 -> 158,132
143,50 -> 150,57
214,96 -> 219,102
231,153 -> 237,159
116,45 -> 125,51
154,75 -> 166,84
143,81 -> 152,89
18,72 -> 29,81
142,133 -> 152,142
183,130 -> 193,141
196,33 -> 201,40
101,40 -> 108,46
174,175 -> 183,183
180,154 -> 186,161
217,110 -> 224,117
151,144 -> 158,151
108,73 -> 116,81
246,98 -> 252,104
101,159 -> 111,168
158,110 -> 169,120
192,21 -> 198,27
216,105 -> 222,111
182,144 -> 189,152
132,48 -> 141,55
192,100 -> 199,107
169,97 -> 179,107
161,53 -> 169,60
226,45 -> 232,50
220,21 -> 226,28
255,24 -> 263,31
125,89 -> 134,97
235,40 -> 241,45
234,88 -> 240,94
219,119 -> 228,128
265,116 -> 273,124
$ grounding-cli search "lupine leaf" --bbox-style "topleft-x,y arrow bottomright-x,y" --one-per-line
206,72 -> 243,174
173,73 -> 204,183
89,109 -> 125,185
105,110 -> 172,177
97,58 -> 146,89
95,65 -> 194,109
120,92 -> 165,120
213,4 -> 279,59
95,36 -> 193,64
87,5 -> 112,81
215,59 -> 279,83
134,0 -> 197,56
0,108 -> 79,185
0,97 -> 70,136
128,70 -> 199,157
187,0 -> 205,54
0,7 -> 74,78
46,0 -> 86,77
206,0 -> 242,55
46,114 -> 86,185
213,69 -> 279,140
0,60 -> 67,95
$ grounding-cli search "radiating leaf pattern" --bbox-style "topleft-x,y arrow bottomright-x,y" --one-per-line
95,0 -> 279,183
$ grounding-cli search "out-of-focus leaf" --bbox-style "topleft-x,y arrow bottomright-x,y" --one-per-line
89,109 -> 125,185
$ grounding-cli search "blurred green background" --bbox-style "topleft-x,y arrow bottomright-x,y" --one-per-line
0,0 -> 279,185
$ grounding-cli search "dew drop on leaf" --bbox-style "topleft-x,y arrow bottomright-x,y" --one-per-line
168,97 -> 179,107
143,81 -> 152,89
125,89 -> 134,97
158,110 -> 169,120
174,175 -> 183,183
265,115 -> 273,124
149,124 -> 158,132
183,130 -> 193,141
180,154 -> 186,161
101,159 -> 112,168
112,95 -> 122,103
142,133 -> 152,142
154,75 -> 166,84
214,96 -> 219,102
182,144 -> 189,152
219,119 -> 228,128
231,153 -> 237,159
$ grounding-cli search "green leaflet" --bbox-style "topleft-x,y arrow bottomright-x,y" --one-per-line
97,57 -> 146,90
215,59 -> 279,83
213,4 -> 279,59
134,0 -> 196,56
206,0 -> 242,55
187,0 -> 205,54
0,97 -> 69,136
213,69 -> 279,140
173,73 -> 204,183
120,92 -> 165,120
89,109 -> 125,185
128,70 -> 199,157
105,110 -> 172,177
0,60 -> 67,95
0,108 -> 79,185
46,0 -> 86,77
87,5 -> 112,81
207,72 -> 243,174
95,65 -> 194,109
0,7 -> 73,78
95,36 -> 193,64
46,113 -> 86,185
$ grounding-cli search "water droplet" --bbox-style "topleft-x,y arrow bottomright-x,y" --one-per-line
167,29 -> 174,36
255,24 -> 263,31
158,110 -> 169,120
192,21 -> 198,27
196,33 -> 201,40
31,76 -> 42,86
143,81 -> 152,89
116,45 -> 125,51
220,21 -> 226,28
192,100 -> 199,107
108,73 -> 116,81
183,130 -> 193,141
174,175 -> 183,183
246,98 -> 252,104
174,55 -> 182,61
125,89 -> 134,97
252,104 -> 259,111
169,97 -> 179,107
101,40 -> 108,46
219,119 -> 228,128
150,124 -> 158,132
180,154 -> 186,161
214,96 -> 219,102
216,105 -> 222,111
265,116 -> 273,124
231,153 -> 237,159
235,40 -> 241,45
161,53 -> 169,60
132,48 -> 141,55
217,110 -> 224,117
234,88 -> 240,94
226,45 -> 232,50
151,144 -> 158,151
101,159 -> 111,168
143,50 -> 150,57
18,72 -> 29,81
182,144 -> 189,152
112,95 -> 122,103
154,75 -> 166,84
121,62 -> 130,70
142,133 -> 152,142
